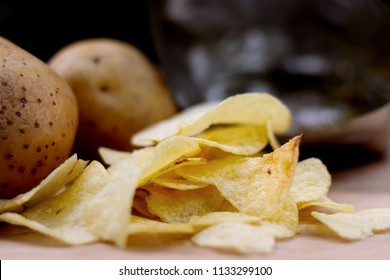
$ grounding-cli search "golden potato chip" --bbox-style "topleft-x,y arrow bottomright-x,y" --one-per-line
266,119 -> 280,150
132,188 -> 159,219
290,158 -> 332,205
186,210 -> 296,238
0,161 -> 107,245
0,154 -> 88,214
99,146 -> 156,166
85,137 -> 204,246
151,178 -> 208,190
311,208 -> 390,240
132,101 -> 218,147
299,196 -> 355,212
297,222 -> 339,238
98,147 -> 132,165
137,136 -> 202,186
83,157 -> 143,247
176,136 -> 301,227
190,214 -> 293,239
132,93 -> 291,146
195,125 -> 269,156
191,222 -> 275,254
194,146 -> 233,161
188,212 -> 262,230
145,157 -> 207,185
145,185 -> 228,223
298,195 -> 355,224
274,199 -> 299,235
128,215 -> 194,235
100,136 -> 204,185
127,216 -> 195,246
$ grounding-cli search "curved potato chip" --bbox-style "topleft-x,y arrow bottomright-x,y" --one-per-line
191,222 -> 275,254
297,222 -> 339,238
137,136 -> 202,186
151,178 -> 208,190
195,125 -> 269,156
99,146 -> 156,166
132,187 -> 160,219
290,158 -> 332,205
98,147 -> 132,165
132,93 -> 291,146
0,154 -> 88,214
128,216 -> 194,235
83,158 -> 143,247
177,136 -> 301,225
144,157 -> 207,185
188,212 -> 262,230
132,101 -> 217,147
0,161 -> 107,245
311,208 -> 390,240
298,196 -> 355,212
145,185 -> 227,223
101,139 -> 204,186
266,119 -> 281,150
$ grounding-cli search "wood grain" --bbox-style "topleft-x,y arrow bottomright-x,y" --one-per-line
1,152 -> 390,260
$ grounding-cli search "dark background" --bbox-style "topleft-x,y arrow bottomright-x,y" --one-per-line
0,0 -> 158,63
2,0 -> 390,169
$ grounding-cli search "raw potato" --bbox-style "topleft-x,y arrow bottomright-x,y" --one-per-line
48,38 -> 178,159
0,37 -> 78,199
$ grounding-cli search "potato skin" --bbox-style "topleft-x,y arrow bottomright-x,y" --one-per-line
0,37 -> 79,199
48,38 -> 177,159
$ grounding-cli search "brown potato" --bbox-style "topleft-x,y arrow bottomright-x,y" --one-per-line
0,37 -> 79,199
48,38 -> 178,159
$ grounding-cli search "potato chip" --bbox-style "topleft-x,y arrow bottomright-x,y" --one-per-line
132,93 -> 291,146
311,208 -> 390,240
297,222 -> 339,238
176,136 -> 301,227
126,217 -> 195,247
266,119 -> 281,150
132,187 -> 157,218
83,157 -> 143,247
145,185 -> 228,223
298,199 -> 355,225
85,137 -> 205,246
0,154 -> 88,214
186,211 -> 295,239
137,136 -> 202,186
132,101 -> 218,147
145,157 -> 207,184
191,222 -> 275,254
298,196 -> 355,212
274,199 -> 299,234
190,213 -> 293,239
188,212 -> 262,230
99,146 -> 156,166
0,160 -> 107,245
195,124 -> 269,156
290,158 -> 332,206
98,147 -> 132,165
128,215 -> 194,235
99,136 -> 205,186
151,178 -> 208,190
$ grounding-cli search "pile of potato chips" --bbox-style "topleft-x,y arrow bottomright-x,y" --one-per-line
1,93 -> 390,254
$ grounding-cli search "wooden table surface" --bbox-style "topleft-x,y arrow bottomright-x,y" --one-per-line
1,151 -> 390,260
